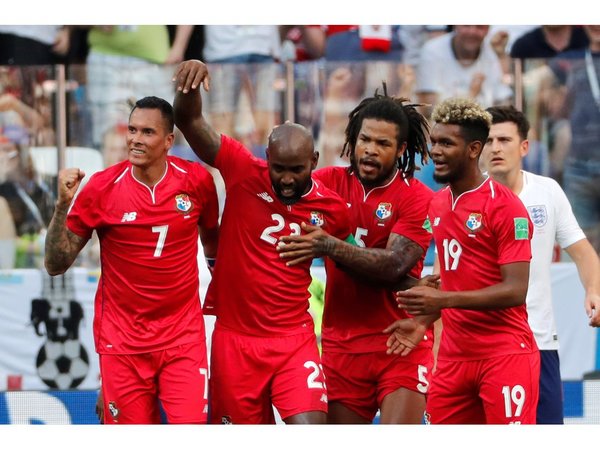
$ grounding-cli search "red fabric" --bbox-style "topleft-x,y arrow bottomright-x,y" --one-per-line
430,178 -> 536,361
206,135 -> 352,336
315,166 -> 434,353
67,156 -> 218,354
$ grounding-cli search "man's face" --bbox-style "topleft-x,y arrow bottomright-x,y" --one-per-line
481,121 -> 527,178
127,108 -> 173,170
353,118 -> 404,188
267,144 -> 317,205
430,123 -> 472,185
454,25 -> 490,55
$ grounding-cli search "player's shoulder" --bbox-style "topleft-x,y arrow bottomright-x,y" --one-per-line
523,170 -> 561,192
85,160 -> 130,188
167,155 -> 211,178
313,178 -> 347,208
404,175 -> 435,196
314,165 -> 348,184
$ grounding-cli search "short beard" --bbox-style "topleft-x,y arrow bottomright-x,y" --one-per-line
433,172 -> 455,184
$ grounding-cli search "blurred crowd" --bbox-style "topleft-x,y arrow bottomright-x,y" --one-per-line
1,24 -> 599,269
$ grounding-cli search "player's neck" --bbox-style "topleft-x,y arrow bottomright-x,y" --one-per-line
493,169 -> 523,196
450,171 -> 487,197
132,161 -> 168,188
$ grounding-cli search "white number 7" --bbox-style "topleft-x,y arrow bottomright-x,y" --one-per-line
152,225 -> 169,257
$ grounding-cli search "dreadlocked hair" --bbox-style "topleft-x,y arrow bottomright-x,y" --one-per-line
341,82 -> 430,179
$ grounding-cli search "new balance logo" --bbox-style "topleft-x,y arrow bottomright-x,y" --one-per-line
121,212 -> 137,222
257,192 -> 274,203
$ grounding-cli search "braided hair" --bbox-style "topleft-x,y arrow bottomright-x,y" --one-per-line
341,82 -> 430,179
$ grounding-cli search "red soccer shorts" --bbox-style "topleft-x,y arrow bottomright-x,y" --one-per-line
209,325 -> 327,424
425,351 -> 540,424
322,347 -> 432,422
100,341 -> 209,424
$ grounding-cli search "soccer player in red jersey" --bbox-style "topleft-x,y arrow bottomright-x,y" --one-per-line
387,98 -> 540,424
277,85 -> 436,424
173,59 -> 353,424
44,96 -> 219,424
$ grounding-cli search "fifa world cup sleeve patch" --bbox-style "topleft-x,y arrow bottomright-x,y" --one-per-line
345,234 -> 358,246
422,217 -> 432,234
514,217 -> 530,240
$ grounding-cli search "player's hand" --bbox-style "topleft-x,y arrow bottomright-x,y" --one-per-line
56,168 -> 85,208
95,389 -> 104,424
382,318 -> 426,356
396,285 -> 445,316
585,292 -> 600,327
416,274 -> 440,289
277,222 -> 333,266
173,59 -> 211,94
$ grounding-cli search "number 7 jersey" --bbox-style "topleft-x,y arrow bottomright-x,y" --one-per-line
66,157 -> 219,354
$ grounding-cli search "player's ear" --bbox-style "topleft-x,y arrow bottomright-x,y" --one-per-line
311,151 -> 319,170
520,139 -> 529,158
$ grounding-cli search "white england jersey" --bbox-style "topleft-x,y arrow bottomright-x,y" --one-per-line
519,171 -> 586,350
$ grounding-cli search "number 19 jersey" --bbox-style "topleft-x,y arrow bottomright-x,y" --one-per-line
430,177 -> 536,361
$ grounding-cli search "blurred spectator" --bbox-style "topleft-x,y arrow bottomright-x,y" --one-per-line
488,25 -> 536,54
511,25 -> 589,59
100,123 -> 129,168
0,134 -> 54,268
549,25 -> 600,253
399,25 -> 451,67
85,25 -> 193,148
202,25 -> 282,157
301,25 -> 414,168
415,25 -> 513,118
0,26 -> 70,65
0,195 -> 17,269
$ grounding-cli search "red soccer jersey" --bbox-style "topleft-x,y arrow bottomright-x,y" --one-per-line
430,177 -> 536,360
67,156 -> 219,354
206,135 -> 352,336
314,166 -> 434,353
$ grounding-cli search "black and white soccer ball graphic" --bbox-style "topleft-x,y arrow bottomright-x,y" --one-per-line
35,339 -> 90,389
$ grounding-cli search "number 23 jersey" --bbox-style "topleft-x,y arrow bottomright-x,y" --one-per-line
207,135 -> 352,336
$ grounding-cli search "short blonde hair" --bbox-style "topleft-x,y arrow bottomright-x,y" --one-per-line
431,98 -> 492,127
431,98 -> 492,144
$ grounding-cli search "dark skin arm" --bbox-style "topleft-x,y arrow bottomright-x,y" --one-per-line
44,168 -> 89,276
277,222 -> 425,290
395,261 -> 530,315
172,59 -> 221,167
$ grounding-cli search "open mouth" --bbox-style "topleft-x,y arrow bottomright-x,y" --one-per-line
359,159 -> 380,175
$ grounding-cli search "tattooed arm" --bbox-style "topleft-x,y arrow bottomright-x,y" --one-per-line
278,222 -> 424,290
172,59 -> 221,167
44,168 -> 89,276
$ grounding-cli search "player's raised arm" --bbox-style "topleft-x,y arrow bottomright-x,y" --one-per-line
44,168 -> 89,275
173,59 -> 221,166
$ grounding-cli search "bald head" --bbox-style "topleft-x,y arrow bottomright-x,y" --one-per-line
266,122 -> 318,205
268,122 -> 315,158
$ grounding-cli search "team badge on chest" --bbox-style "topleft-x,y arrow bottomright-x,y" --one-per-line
375,202 -> 392,221
310,211 -> 324,227
465,212 -> 483,232
175,194 -> 193,213
527,205 -> 547,227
